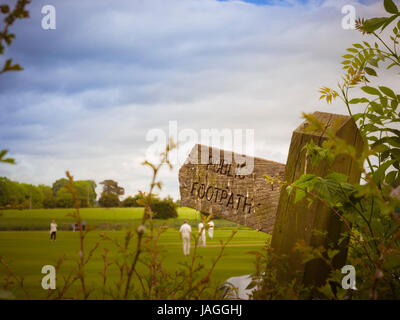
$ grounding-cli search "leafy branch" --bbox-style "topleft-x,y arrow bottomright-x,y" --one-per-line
0,0 -> 30,75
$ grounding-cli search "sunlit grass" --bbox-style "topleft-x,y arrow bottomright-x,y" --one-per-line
0,207 -> 205,230
0,228 -> 270,299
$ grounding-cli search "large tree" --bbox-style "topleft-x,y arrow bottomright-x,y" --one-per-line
100,180 -> 124,197
98,180 -> 124,208
52,178 -> 69,196
55,187 -> 73,208
98,193 -> 120,208
53,178 -> 97,207
0,177 -> 18,206
19,183 -> 43,209
39,185 -> 55,208
0,177 -> 45,209
74,180 -> 97,207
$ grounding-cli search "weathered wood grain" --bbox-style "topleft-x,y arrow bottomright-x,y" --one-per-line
179,144 -> 285,233
270,111 -> 364,286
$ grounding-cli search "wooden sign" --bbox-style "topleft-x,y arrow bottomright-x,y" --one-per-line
179,144 -> 285,233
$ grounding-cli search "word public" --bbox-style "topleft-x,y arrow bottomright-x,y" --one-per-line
206,157 -> 246,180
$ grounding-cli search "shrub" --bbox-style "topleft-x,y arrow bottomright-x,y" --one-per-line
149,196 -> 178,219
121,195 -> 143,207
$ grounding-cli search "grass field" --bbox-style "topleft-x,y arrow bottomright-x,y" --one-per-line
0,229 -> 269,299
0,208 -> 270,299
0,207 -> 237,231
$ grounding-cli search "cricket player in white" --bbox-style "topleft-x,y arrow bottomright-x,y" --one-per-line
208,220 -> 214,239
198,222 -> 206,247
179,220 -> 192,256
50,219 -> 57,241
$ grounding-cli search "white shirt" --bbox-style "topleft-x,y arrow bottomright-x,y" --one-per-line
50,222 -> 57,232
180,223 -> 192,238
198,222 -> 205,235
208,221 -> 214,229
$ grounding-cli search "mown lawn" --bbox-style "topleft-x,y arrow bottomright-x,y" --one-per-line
0,228 -> 270,299
0,207 -> 235,231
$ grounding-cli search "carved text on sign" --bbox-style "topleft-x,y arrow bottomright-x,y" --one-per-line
179,144 -> 285,233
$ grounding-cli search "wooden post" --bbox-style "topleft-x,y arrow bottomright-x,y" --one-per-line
270,111 -> 364,287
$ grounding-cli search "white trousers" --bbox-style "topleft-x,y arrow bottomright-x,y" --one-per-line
208,228 -> 214,239
199,233 -> 206,247
182,236 -> 191,256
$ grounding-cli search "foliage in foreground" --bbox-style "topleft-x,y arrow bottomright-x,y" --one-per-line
0,0 -> 31,165
255,0 -> 400,299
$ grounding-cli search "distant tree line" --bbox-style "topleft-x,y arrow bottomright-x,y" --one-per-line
0,177 -> 179,218
0,177 -> 97,209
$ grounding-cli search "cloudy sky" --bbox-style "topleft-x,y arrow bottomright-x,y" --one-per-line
0,0 -> 389,199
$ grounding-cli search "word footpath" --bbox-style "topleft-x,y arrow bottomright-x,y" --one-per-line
179,144 -> 285,233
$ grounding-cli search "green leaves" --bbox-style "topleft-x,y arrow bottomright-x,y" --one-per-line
363,17 -> 391,33
364,67 -> 377,76
0,0 -> 31,76
342,54 -> 354,59
356,84 -> 399,143
381,14 -> 400,31
385,170 -> 400,186
0,58 -> 23,74
346,48 -> 358,53
372,159 -> 396,185
361,86 -> 381,96
378,86 -> 397,99
340,42 -> 381,85
353,43 -> 364,49
318,87 -> 339,104
361,1 -> 399,33
302,139 -> 335,166
360,86 -> 397,99
384,0 -> 399,14
363,6 -> 399,34
325,172 -> 349,183
349,97 -> 369,104
288,174 -> 319,204
0,149 -> 15,164
289,172 -> 355,209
